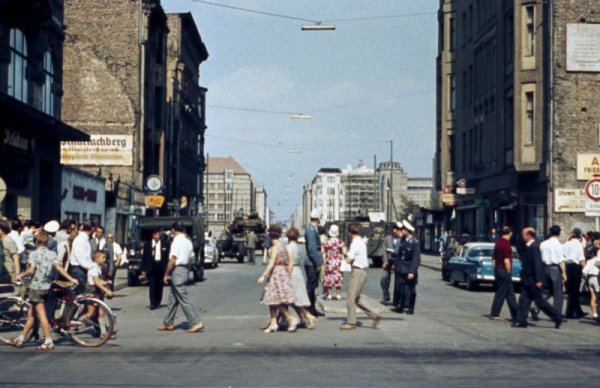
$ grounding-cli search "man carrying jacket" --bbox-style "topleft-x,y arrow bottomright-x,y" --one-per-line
513,227 -> 562,329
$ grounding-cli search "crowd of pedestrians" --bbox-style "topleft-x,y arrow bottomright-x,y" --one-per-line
487,224 -> 600,329
0,216 -> 125,349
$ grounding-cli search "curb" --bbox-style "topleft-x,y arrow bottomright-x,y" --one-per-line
421,263 -> 441,272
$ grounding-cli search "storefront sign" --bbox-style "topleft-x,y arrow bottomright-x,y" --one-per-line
577,154 -> 600,180
585,200 -> 600,217
146,195 -> 166,208
60,135 -> 133,166
567,24 -> 600,72
72,185 -> 98,203
2,129 -> 30,152
554,188 -> 586,213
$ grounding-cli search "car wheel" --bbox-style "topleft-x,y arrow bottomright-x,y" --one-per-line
127,271 -> 138,287
466,276 -> 478,291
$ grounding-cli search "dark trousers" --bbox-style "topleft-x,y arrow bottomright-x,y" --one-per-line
517,280 -> 561,324
304,264 -> 319,313
394,272 -> 417,311
68,266 -> 87,295
380,269 -> 392,301
543,266 -> 564,315
490,268 -> 518,319
565,262 -> 584,317
247,248 -> 256,264
148,269 -> 165,309
107,268 -> 117,292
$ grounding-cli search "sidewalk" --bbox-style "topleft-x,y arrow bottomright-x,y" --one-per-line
420,253 -> 442,272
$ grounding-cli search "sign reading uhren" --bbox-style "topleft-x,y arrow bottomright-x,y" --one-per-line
60,135 -> 133,166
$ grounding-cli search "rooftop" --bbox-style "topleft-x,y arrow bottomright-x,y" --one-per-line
206,156 -> 249,175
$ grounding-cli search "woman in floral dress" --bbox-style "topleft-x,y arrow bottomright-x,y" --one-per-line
258,225 -> 298,333
322,225 -> 347,301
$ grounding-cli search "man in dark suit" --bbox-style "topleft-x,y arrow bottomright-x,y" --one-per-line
381,224 -> 401,305
141,230 -> 169,310
513,227 -> 562,329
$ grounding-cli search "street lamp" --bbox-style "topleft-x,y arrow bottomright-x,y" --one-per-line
290,113 -> 312,120
301,23 -> 335,31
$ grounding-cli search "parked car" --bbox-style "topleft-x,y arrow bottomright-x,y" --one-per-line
447,242 -> 521,291
127,215 -> 205,286
204,237 -> 220,268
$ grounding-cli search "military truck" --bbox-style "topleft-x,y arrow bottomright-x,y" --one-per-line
218,210 -> 266,263
326,210 -> 393,268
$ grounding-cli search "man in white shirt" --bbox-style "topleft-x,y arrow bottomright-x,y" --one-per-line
9,220 -> 26,266
562,228 -> 586,318
340,224 -> 381,331
539,225 -> 566,317
158,222 -> 204,333
68,223 -> 94,294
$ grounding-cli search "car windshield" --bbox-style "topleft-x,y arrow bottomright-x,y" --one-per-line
468,247 -> 493,258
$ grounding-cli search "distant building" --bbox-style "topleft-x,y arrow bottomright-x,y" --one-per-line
165,12 -> 209,211
406,178 -> 433,208
307,168 -> 343,224
435,0 -> 600,235
203,156 -> 265,234
341,161 -> 379,221
377,161 -> 408,221
0,0 -> 89,221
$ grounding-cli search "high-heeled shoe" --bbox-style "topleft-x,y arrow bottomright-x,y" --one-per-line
263,323 -> 278,333
287,317 -> 299,332
305,314 -> 317,330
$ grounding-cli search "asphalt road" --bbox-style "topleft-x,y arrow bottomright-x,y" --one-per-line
1,255 -> 599,387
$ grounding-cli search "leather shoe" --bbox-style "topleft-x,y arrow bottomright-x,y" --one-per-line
554,319 -> 562,330
529,308 -> 539,321
394,308 -> 405,314
339,323 -> 356,331
511,322 -> 528,328
314,310 -> 326,317
372,316 -> 382,328
406,309 -> 414,315
157,325 -> 174,331
187,322 -> 205,333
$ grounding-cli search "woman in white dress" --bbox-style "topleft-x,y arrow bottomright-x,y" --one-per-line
286,228 -> 317,329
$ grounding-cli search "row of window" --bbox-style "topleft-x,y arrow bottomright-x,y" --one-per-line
6,28 -> 56,116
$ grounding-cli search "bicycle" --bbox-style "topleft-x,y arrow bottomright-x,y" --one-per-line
0,279 -> 116,348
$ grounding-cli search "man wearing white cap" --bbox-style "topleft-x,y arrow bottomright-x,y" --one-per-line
44,220 -> 60,253
304,209 -> 324,317
394,220 -> 421,314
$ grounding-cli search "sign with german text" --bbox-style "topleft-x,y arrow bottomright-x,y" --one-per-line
146,195 -> 166,208
577,154 -> 600,180
60,135 -> 133,166
554,188 -> 586,213
585,200 -> 600,217
567,24 -> 600,72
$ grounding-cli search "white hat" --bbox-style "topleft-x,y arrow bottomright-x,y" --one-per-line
402,220 -> 415,233
329,224 -> 340,237
44,220 -> 60,234
395,222 -> 404,230
310,209 -> 322,219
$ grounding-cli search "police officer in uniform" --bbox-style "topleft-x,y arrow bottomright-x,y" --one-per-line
394,220 -> 421,314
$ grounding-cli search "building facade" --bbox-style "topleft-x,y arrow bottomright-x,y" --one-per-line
435,0 -> 600,236
406,177 -> 434,208
165,13 -> 208,211
62,0 -> 169,236
377,161 -> 408,221
60,166 -> 106,225
203,157 -> 263,235
341,161 -> 379,221
0,0 -> 88,221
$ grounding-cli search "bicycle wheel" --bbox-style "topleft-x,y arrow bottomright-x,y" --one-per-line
65,297 -> 115,347
0,297 -> 33,345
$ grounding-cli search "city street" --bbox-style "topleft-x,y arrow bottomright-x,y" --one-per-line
2,254 -> 599,387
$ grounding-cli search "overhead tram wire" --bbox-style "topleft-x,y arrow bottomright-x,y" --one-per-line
186,0 -> 436,25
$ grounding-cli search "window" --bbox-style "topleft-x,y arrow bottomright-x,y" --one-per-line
7,28 -> 28,103
525,6 -> 535,57
42,51 -> 55,116
461,71 -> 467,108
525,92 -> 534,145
449,17 -> 456,51
449,75 -> 456,112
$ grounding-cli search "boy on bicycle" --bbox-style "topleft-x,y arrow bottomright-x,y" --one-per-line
79,250 -> 114,340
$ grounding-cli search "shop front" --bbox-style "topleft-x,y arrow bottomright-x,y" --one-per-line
60,167 -> 106,225
0,94 -> 89,221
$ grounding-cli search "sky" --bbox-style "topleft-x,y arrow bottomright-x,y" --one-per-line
164,0 -> 439,221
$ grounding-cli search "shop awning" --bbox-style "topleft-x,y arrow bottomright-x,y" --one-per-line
0,93 -> 89,141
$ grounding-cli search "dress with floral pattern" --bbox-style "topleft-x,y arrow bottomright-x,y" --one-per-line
261,243 -> 295,305
323,238 -> 345,288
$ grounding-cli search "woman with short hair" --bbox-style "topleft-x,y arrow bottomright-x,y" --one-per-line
286,227 -> 317,329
